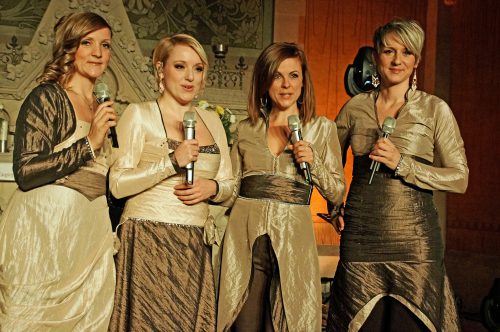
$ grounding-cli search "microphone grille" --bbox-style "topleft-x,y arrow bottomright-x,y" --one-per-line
382,116 -> 396,135
287,114 -> 300,131
95,82 -> 110,100
183,111 -> 196,127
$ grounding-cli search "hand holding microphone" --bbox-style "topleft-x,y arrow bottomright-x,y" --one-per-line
368,116 -> 396,184
183,111 -> 197,185
288,114 -> 312,184
94,82 -> 119,148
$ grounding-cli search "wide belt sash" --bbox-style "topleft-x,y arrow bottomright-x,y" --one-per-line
239,174 -> 312,205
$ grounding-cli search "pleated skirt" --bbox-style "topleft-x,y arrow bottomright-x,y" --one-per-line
108,218 -> 216,332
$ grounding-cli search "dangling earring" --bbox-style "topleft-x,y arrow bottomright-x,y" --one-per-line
297,90 -> 304,107
411,70 -> 418,91
158,80 -> 165,94
371,73 -> 380,88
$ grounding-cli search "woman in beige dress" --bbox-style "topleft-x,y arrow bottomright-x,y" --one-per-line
0,12 -> 117,331
327,19 -> 468,331
217,42 -> 346,332
108,34 -> 233,331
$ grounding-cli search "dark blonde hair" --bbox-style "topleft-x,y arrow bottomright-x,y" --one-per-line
373,18 -> 425,63
152,34 -> 209,91
38,12 -> 112,86
247,42 -> 316,125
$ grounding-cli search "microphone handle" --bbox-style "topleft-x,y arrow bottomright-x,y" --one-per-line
96,96 -> 119,148
185,126 -> 195,185
291,130 -> 312,184
368,132 -> 391,184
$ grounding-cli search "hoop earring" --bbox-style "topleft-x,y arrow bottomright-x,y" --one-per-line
411,70 -> 418,91
371,73 -> 380,88
260,96 -> 269,109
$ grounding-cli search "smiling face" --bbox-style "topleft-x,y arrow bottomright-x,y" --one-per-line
375,32 -> 418,89
268,57 -> 303,112
73,27 -> 112,81
161,44 -> 205,106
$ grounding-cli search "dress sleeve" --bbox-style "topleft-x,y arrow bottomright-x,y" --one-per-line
334,104 -> 352,166
310,119 -> 346,209
13,85 -> 94,191
208,111 -> 234,203
109,103 -> 177,198
222,123 -> 242,207
395,101 -> 469,193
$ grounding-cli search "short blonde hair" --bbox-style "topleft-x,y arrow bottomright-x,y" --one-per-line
373,18 -> 425,63
152,34 -> 208,90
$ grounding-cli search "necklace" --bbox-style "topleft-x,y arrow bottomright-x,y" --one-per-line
66,88 -> 94,113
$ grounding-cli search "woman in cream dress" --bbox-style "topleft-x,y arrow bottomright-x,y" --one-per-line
327,19 -> 468,331
0,12 -> 117,331
108,34 -> 233,331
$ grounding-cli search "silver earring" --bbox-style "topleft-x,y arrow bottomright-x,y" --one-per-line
411,71 -> 418,91
158,80 -> 165,94
260,96 -> 269,109
371,73 -> 380,88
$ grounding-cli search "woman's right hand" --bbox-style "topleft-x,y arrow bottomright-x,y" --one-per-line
333,205 -> 345,234
174,139 -> 199,168
87,100 -> 117,150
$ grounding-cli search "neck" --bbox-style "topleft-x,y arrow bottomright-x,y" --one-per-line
269,107 -> 299,126
377,83 -> 409,104
65,76 -> 96,100
157,94 -> 195,121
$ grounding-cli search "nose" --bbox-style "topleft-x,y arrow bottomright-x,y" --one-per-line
92,45 -> 102,58
392,51 -> 401,65
185,68 -> 194,81
281,77 -> 290,88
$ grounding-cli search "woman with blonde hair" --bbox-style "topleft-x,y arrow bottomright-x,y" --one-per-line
0,12 -> 116,331
108,33 -> 233,331
327,18 -> 468,331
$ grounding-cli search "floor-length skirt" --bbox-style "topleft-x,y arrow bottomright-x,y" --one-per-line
109,219 -> 216,332
0,185 -> 115,331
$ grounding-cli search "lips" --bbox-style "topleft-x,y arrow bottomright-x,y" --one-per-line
182,85 -> 194,91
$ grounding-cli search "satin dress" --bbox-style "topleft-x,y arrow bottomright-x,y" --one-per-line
108,101 -> 233,331
0,82 -> 115,331
217,116 -> 346,332
327,90 -> 468,332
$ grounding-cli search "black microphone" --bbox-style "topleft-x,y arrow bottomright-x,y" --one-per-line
288,114 -> 312,184
94,82 -> 118,148
183,111 -> 196,185
368,116 -> 396,184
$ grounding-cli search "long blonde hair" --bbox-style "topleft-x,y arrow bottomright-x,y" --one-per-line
38,12 -> 112,86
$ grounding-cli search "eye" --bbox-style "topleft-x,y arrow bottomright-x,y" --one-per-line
290,72 -> 299,79
174,64 -> 185,70
195,65 -> 204,72
403,49 -> 413,56
102,42 -> 111,49
273,73 -> 282,80
80,39 -> 91,46
382,49 -> 393,55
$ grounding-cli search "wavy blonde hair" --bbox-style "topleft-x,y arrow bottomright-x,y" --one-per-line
37,12 -> 112,86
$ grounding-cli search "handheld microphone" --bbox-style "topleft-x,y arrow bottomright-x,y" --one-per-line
94,82 -> 118,148
183,111 -> 196,185
368,116 -> 396,184
288,114 -> 312,184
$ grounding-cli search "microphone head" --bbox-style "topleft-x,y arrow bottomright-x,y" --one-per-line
287,114 -> 300,131
95,82 -> 110,103
382,116 -> 396,135
183,111 -> 196,128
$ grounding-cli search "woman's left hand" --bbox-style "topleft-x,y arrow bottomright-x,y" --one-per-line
288,140 -> 314,165
369,137 -> 401,170
173,178 -> 217,205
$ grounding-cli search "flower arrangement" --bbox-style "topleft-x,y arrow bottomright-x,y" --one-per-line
198,100 -> 235,143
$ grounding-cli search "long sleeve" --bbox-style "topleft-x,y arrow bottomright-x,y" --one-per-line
223,124 -> 242,208
396,100 -> 469,193
308,118 -> 346,208
109,103 -> 177,199
13,83 -> 94,191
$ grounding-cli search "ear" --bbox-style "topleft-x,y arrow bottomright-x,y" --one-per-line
155,61 -> 163,73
